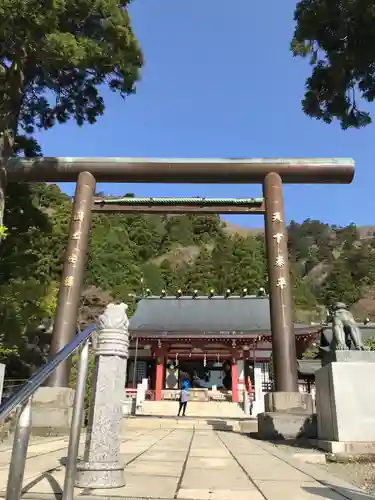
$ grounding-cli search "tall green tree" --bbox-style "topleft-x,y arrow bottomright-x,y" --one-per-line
87,213 -> 142,297
183,247 -> 216,294
291,267 -> 317,310
141,262 -> 165,293
0,278 -> 58,378
292,0 -> 375,128
211,235 -> 235,293
0,0 -> 143,157
320,259 -> 360,307
228,235 -> 266,293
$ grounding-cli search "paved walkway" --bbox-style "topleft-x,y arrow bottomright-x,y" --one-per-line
0,427 -> 373,499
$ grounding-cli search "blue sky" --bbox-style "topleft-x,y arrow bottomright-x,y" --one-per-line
35,0 -> 374,229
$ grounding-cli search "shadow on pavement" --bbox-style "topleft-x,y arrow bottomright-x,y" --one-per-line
22,469 -> 63,499
205,419 -> 235,432
303,483 -> 375,499
249,411 -> 317,450
248,430 -> 316,449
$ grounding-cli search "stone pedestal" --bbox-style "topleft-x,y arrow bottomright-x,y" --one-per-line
322,349 -> 375,366
30,387 -> 75,436
264,391 -> 314,414
258,412 -> 317,440
75,308 -> 129,489
257,391 -> 315,440
315,355 -> 375,454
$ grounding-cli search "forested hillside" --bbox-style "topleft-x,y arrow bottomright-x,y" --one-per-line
1,183 -> 375,377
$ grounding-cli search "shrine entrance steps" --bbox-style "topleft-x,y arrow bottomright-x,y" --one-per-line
121,415 -> 258,434
141,400 -> 247,419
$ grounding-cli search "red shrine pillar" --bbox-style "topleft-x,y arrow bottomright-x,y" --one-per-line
231,355 -> 239,403
155,349 -> 165,401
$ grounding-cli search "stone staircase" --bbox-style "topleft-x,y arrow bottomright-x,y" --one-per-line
120,400 -> 257,434
121,415 -> 257,433
141,400 -> 247,418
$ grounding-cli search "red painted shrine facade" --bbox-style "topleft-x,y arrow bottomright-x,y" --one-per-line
127,295 -> 321,402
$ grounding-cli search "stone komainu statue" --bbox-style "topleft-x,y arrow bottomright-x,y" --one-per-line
99,302 -> 129,331
330,302 -> 365,351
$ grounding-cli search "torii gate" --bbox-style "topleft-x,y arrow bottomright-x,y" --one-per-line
0,157 -> 354,392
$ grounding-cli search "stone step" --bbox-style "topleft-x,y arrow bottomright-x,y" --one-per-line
140,400 -> 247,418
121,416 -> 257,433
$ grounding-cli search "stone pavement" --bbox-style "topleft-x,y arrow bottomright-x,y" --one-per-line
0,427 -> 373,500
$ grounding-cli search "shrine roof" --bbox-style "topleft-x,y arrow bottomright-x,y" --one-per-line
128,295 -> 317,336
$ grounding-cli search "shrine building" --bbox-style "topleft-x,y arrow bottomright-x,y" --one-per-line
126,294 -> 321,402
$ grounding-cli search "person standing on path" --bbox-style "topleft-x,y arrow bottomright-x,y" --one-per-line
178,380 -> 189,417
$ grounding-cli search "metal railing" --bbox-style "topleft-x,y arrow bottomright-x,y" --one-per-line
0,324 -> 97,500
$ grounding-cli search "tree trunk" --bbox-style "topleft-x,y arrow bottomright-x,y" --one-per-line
0,166 -> 6,235
0,131 -> 12,244
0,59 -> 24,243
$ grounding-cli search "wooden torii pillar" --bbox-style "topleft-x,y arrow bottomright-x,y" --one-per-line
1,157 -> 354,390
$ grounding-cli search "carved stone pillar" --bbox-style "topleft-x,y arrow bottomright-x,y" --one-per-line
75,303 -> 129,488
